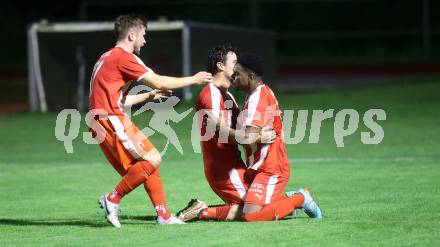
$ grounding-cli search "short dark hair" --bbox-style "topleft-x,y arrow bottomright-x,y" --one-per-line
114,14 -> 147,41
237,52 -> 264,76
207,45 -> 238,75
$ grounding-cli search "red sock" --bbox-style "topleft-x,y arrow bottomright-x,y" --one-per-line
107,191 -> 122,204
143,169 -> 171,219
155,204 -> 171,219
242,193 -> 304,222
199,205 -> 231,221
112,161 -> 156,203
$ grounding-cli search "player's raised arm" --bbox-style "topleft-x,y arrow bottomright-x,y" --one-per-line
139,71 -> 212,90
123,90 -> 172,107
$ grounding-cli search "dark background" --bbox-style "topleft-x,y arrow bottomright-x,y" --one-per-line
1,0 -> 439,113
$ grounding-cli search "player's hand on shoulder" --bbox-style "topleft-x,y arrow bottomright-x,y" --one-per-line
193,71 -> 213,85
260,126 -> 276,144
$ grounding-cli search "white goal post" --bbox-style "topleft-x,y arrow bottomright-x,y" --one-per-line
28,20 -> 275,112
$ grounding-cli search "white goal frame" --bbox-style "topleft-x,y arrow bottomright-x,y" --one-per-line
28,20 -> 274,112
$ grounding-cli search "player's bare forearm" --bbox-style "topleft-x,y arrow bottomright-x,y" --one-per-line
227,125 -> 261,147
146,75 -> 195,90
123,92 -> 153,107
140,71 -> 212,90
243,126 -> 262,146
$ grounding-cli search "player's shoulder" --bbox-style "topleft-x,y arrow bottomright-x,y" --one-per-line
112,46 -> 128,55
247,84 -> 264,102
247,84 -> 276,107
112,47 -> 133,60
198,83 -> 212,97
260,84 -> 277,100
200,83 -> 222,98
110,47 -> 135,61
196,83 -> 212,104
97,47 -> 115,60
196,83 -> 223,108
260,83 -> 273,94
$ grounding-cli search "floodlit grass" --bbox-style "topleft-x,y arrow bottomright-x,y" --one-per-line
0,78 -> 439,246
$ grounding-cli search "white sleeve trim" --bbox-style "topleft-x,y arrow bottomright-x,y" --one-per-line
137,70 -> 152,82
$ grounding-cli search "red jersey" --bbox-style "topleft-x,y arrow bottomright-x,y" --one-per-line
89,46 -> 152,115
242,84 -> 290,177
195,83 -> 244,182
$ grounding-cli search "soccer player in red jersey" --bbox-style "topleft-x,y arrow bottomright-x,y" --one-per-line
88,14 -> 212,227
176,46 -> 276,221
179,52 -> 322,222
232,53 -> 322,221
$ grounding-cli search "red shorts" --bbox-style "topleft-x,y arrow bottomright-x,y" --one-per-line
92,115 -> 155,176
207,167 -> 249,205
243,170 -> 289,206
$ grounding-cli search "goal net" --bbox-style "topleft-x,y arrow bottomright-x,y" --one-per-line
27,20 -> 275,112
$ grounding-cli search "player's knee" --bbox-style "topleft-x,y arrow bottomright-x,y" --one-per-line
149,153 -> 162,167
143,151 -> 162,167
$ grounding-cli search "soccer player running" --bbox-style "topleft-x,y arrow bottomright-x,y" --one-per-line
176,46 -> 276,222
88,14 -> 212,227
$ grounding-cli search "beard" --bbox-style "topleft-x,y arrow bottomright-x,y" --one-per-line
133,46 -> 141,55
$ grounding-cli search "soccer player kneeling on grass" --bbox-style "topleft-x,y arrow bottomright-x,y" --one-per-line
88,14 -> 212,227
177,45 -> 275,221
177,52 -> 322,222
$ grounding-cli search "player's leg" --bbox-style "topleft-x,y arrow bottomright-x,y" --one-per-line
177,167 -> 247,222
145,169 -> 184,225
241,172 -> 305,222
126,120 -> 183,224
199,203 -> 242,221
199,167 -> 247,221
96,136 -> 127,228
176,192 -> 239,222
297,187 -> 323,219
143,169 -> 173,221
242,194 -> 304,222
104,116 -> 160,204
97,116 -> 160,227
124,119 -> 181,224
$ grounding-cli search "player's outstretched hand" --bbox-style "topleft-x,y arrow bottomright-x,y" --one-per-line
193,71 -> 213,84
153,89 -> 172,100
260,126 -> 276,144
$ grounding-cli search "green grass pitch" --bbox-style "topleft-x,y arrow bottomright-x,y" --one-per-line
0,78 -> 439,246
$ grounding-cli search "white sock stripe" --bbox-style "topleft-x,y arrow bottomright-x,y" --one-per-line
108,116 -> 142,159
228,168 -> 247,199
265,175 -> 278,205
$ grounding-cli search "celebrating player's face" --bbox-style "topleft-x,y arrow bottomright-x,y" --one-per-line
224,52 -> 237,80
231,64 -> 249,91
